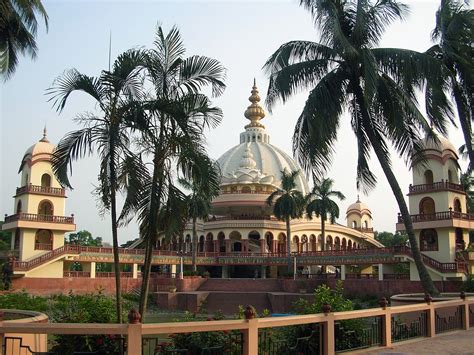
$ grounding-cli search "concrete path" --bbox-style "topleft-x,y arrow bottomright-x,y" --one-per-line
353,328 -> 474,354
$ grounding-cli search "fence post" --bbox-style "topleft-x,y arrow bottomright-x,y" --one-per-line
127,309 -> 142,355
379,298 -> 391,347
425,295 -> 436,337
461,293 -> 469,330
242,306 -> 258,355
321,304 -> 335,355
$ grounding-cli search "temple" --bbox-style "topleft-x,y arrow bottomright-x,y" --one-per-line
1,82 -> 473,294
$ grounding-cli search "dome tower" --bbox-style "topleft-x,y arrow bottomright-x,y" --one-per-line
346,196 -> 373,234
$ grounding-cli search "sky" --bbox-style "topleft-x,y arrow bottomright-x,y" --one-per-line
0,0 -> 469,245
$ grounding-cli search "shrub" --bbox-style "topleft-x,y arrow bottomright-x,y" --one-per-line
461,275 -> 474,292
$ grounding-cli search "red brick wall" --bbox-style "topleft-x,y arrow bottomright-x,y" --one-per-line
176,277 -> 207,292
12,277 -> 143,296
198,279 -> 281,292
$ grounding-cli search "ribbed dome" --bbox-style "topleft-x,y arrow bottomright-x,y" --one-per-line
420,135 -> 458,159
346,198 -> 372,216
24,128 -> 55,157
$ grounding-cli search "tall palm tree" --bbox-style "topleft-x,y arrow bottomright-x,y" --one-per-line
264,0 -> 452,295
179,169 -> 220,272
306,177 -> 345,252
0,0 -> 48,80
119,25 -> 225,319
47,49 -> 146,323
428,0 -> 474,170
267,169 -> 306,272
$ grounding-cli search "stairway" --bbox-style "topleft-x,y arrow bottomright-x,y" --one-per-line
198,278 -> 281,292
204,292 -> 272,315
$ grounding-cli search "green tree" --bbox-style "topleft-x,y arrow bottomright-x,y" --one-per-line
264,0 -> 449,295
118,25 -> 225,319
0,0 -> 48,80
267,169 -> 306,272
47,49 -> 146,323
374,231 -> 408,247
66,230 -> 102,246
428,0 -> 473,170
460,171 -> 474,213
180,172 -> 220,272
0,222 -> 11,251
306,177 -> 345,252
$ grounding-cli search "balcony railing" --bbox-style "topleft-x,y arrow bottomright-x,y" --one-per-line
4,213 -> 74,224
0,298 -> 472,355
408,181 -> 464,194
398,211 -> 474,223
352,227 -> 374,233
34,243 -> 52,251
15,184 -> 65,197
63,271 -> 90,277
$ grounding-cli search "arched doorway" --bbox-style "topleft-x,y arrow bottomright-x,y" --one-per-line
229,231 -> 242,252
35,229 -> 52,250
248,231 -> 260,252
38,200 -> 53,216
199,235 -> 205,252
217,232 -> 226,252
241,186 -> 251,193
301,235 -> 308,252
293,236 -> 299,253
334,236 -> 340,250
454,199 -> 462,213
265,232 -> 274,253
348,240 -> 353,250
16,200 -> 22,214
455,228 -> 465,250
41,173 -> 51,187
420,229 -> 438,251
326,236 -> 333,250
342,238 -> 347,250
278,233 -> 286,253
206,233 -> 214,252
424,170 -> 434,184
310,234 -> 316,251
419,197 -> 435,215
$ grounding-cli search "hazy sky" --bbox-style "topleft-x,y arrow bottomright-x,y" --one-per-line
1,0 -> 469,245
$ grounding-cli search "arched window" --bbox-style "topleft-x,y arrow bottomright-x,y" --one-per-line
35,229 -> 52,250
454,198 -> 462,213
424,170 -> 434,184
334,236 -> 340,250
351,221 -> 357,228
199,235 -> 205,252
24,174 -> 29,186
230,186 -> 237,193
14,229 -> 20,249
326,235 -> 333,250
448,169 -> 453,183
455,228 -> 465,250
16,200 -> 22,214
348,240 -> 353,250
229,231 -> 242,252
41,173 -> 51,187
364,220 -> 368,229
419,197 -> 435,215
206,233 -> 214,252
301,235 -> 308,252
342,238 -> 347,250
38,200 -> 53,216
310,234 -> 316,251
278,233 -> 286,253
241,186 -> 251,193
420,229 -> 438,251
265,232 -> 274,252
293,235 -> 300,253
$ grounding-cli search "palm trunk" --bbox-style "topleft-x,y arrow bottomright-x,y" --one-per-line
109,144 -> 122,323
453,82 -> 474,171
354,85 -> 438,295
321,216 -> 326,273
286,217 -> 292,273
192,216 -> 197,272
139,150 -> 163,320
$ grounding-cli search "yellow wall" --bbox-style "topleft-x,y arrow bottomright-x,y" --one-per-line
25,260 -> 64,278
19,229 -> 65,261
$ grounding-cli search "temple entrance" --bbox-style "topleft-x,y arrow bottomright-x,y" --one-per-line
229,265 -> 260,278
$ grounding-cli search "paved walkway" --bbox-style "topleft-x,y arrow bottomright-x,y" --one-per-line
355,328 -> 474,354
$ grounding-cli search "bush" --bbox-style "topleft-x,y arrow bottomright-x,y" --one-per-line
461,275 -> 474,292
183,270 -> 199,277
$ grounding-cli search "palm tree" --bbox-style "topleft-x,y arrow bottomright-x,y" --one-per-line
47,49 -> 146,323
179,168 -> 220,272
306,178 -> 345,253
0,0 -> 48,80
267,169 -> 306,272
264,0 -> 452,295
428,0 -> 474,170
119,25 -> 225,319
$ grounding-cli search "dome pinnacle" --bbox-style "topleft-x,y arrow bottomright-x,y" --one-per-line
244,79 -> 266,129
40,126 -> 49,143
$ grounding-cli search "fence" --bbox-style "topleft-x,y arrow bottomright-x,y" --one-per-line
0,297 -> 472,355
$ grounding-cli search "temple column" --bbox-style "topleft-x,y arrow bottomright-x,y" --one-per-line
261,265 -> 267,279
243,240 -> 249,252
271,240 -> 277,253
225,240 -> 232,253
132,263 -> 138,279
222,266 -> 229,278
170,264 -> 177,278
90,262 -> 96,279
259,239 -> 266,253
378,264 -> 384,281
214,240 -> 219,253
340,265 -> 346,281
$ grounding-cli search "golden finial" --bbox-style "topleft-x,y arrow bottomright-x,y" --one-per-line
39,126 -> 49,143
244,79 -> 265,129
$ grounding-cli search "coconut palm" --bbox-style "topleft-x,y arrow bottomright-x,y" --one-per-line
47,49 -> 146,323
0,0 -> 48,80
428,0 -> 474,170
306,177 -> 345,252
179,167 -> 220,272
264,0 -> 452,295
118,25 -> 225,319
267,169 -> 306,272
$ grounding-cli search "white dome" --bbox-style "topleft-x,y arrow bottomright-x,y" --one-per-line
24,128 -> 55,157
217,137 -> 309,195
420,135 -> 458,159
346,199 -> 372,217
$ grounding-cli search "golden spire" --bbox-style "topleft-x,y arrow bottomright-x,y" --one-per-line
39,126 -> 49,143
244,79 -> 266,129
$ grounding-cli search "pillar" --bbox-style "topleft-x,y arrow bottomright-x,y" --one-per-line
378,263 -> 384,281
261,265 -> 266,279
222,265 -> 229,278
225,240 -> 231,253
132,263 -> 138,279
214,240 -> 219,253
271,240 -> 277,253
170,264 -> 177,277
341,265 -> 346,281
90,262 -> 96,279
243,240 -> 249,252
260,239 -> 266,253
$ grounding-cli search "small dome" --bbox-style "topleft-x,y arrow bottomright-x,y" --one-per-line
419,135 -> 458,159
24,128 -> 55,157
346,198 -> 372,217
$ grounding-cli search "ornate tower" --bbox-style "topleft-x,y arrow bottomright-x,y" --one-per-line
397,136 -> 470,265
2,130 -> 76,277
346,197 -> 374,234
